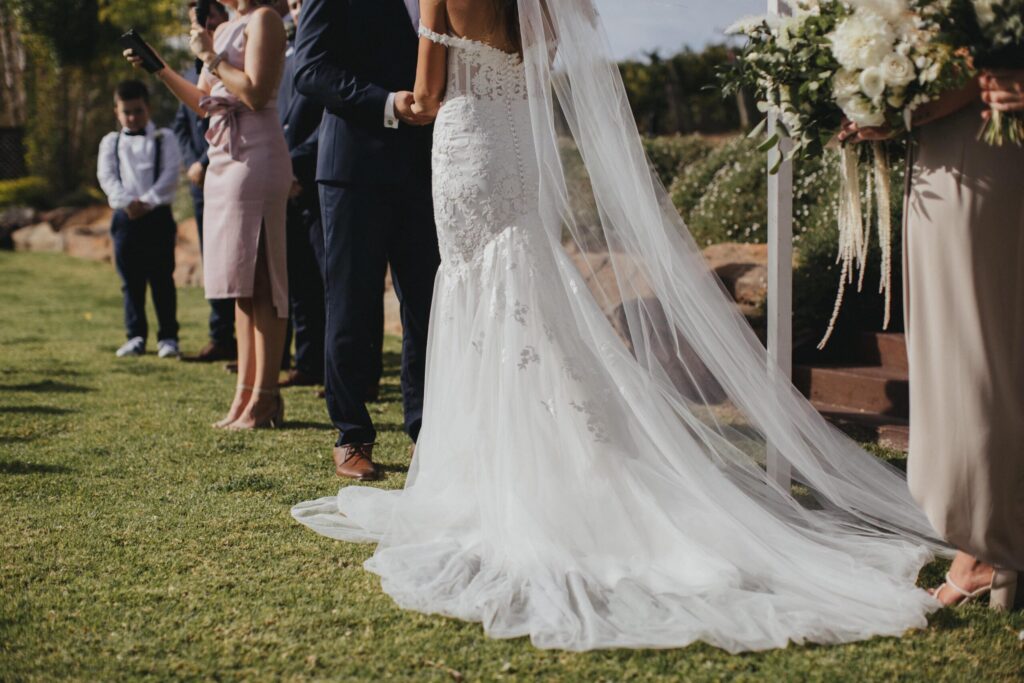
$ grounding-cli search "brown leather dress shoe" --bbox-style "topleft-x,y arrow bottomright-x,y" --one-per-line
190,341 -> 237,363
333,443 -> 379,480
279,369 -> 322,388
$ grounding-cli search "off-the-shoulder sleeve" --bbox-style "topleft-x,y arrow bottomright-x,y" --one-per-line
418,24 -> 454,47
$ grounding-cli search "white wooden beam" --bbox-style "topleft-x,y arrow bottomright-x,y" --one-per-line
766,0 -> 793,491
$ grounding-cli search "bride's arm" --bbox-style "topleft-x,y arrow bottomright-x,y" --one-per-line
413,0 -> 448,117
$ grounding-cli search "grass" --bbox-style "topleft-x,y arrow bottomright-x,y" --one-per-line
1,251 -> 1022,682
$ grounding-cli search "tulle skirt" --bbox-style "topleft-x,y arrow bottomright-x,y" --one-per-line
293,221 -> 939,652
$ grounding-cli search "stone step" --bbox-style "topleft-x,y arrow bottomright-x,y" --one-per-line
794,364 -> 909,418
813,402 -> 910,452
857,331 -> 908,372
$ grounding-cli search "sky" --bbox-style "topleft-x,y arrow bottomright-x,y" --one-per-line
593,0 -> 765,60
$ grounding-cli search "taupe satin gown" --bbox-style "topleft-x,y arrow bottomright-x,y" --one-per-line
904,102 -> 1024,570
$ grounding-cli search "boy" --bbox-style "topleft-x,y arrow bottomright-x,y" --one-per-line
97,80 -> 182,358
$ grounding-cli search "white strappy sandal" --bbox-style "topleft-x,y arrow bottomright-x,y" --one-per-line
933,569 -> 1018,611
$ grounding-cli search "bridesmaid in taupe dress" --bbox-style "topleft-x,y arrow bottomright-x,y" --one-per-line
844,69 -> 1024,610
125,0 -> 291,430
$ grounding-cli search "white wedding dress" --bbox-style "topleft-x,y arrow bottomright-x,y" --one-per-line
294,4 -> 943,652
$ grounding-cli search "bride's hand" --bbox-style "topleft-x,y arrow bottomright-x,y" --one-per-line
837,119 -> 895,144
189,21 -> 215,63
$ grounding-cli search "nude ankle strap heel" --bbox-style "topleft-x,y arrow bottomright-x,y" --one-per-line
990,569 -> 1018,611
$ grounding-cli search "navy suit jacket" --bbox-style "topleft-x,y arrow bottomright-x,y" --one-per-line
171,69 -> 209,193
293,0 -> 432,186
278,45 -> 324,191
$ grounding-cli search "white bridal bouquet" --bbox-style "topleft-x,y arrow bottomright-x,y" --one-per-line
723,0 -> 969,345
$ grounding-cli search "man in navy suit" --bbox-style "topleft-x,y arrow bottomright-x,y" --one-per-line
173,0 -> 236,363
276,0 -> 330,389
294,0 -> 440,480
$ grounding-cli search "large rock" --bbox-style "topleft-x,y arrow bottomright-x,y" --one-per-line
701,242 -> 770,321
0,206 -> 38,250
12,222 -> 63,253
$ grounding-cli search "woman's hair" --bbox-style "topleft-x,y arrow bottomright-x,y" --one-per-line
491,0 -> 521,54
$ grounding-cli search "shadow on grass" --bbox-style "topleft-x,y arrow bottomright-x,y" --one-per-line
282,420 -> 333,431
0,435 -> 35,444
0,380 -> 95,394
0,460 -> 72,475
1,405 -> 75,416
377,463 -> 410,475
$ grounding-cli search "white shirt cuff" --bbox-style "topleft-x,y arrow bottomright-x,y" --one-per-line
384,92 -> 399,129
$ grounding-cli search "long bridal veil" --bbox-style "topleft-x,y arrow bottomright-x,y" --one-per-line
517,0 -> 945,553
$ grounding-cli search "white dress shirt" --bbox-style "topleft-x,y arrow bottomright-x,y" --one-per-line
384,0 -> 423,129
97,121 -> 181,210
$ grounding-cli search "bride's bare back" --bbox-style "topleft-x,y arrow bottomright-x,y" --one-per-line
441,0 -> 517,54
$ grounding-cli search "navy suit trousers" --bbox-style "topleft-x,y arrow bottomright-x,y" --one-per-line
111,206 -> 179,342
319,180 -> 439,446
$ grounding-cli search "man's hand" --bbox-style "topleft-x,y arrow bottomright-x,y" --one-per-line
187,161 -> 206,188
394,91 -> 434,126
125,200 -> 152,220
981,69 -> 1024,115
289,178 -> 303,200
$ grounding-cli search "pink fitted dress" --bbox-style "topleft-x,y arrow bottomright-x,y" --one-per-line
200,12 -> 290,318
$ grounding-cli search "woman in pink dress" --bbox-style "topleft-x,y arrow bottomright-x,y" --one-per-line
124,0 -> 291,429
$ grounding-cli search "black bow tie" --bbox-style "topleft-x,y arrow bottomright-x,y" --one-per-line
123,129 -> 146,136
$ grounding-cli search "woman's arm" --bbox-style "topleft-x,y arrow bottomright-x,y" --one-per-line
912,78 -> 981,128
122,46 -> 209,115
413,0 -> 448,118
193,7 -> 286,111
838,79 -> 982,143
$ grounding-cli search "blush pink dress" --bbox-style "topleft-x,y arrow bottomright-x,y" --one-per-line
200,12 -> 290,318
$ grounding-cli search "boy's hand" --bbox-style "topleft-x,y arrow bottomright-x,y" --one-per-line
126,200 -> 152,220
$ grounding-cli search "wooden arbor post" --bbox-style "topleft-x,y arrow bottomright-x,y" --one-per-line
766,0 -> 794,490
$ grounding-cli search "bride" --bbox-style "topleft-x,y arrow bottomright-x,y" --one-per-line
293,0 -> 947,652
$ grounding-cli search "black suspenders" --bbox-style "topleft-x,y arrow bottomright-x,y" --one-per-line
114,131 -> 164,186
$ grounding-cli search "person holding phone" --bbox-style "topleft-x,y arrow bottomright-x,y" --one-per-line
124,0 -> 292,429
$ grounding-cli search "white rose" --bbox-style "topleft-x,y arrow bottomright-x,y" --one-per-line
887,89 -> 906,108
841,95 -> 886,127
973,0 -> 996,27
829,9 -> 896,71
881,52 -> 915,87
832,69 -> 861,99
859,67 -> 887,100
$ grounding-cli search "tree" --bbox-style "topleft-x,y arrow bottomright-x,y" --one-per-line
8,0 -> 183,195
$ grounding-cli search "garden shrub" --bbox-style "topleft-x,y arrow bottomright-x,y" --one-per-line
666,135 -> 906,339
641,135 -> 714,188
0,176 -> 53,209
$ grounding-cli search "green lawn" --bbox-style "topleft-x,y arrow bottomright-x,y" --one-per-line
1,251 -> 1021,682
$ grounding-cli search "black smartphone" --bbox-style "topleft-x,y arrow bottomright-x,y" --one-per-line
119,29 -> 164,74
196,0 -> 210,27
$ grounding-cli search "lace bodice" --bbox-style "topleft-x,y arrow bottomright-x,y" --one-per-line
419,25 -> 540,270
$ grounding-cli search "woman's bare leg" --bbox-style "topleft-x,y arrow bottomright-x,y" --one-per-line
231,227 -> 287,428
213,298 -> 255,427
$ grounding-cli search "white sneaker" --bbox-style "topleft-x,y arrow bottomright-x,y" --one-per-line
157,339 -> 180,359
116,336 -> 146,357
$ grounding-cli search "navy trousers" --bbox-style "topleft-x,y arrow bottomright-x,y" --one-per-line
285,192 -> 327,381
192,186 -> 236,345
319,181 -> 439,446
110,206 -> 179,342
